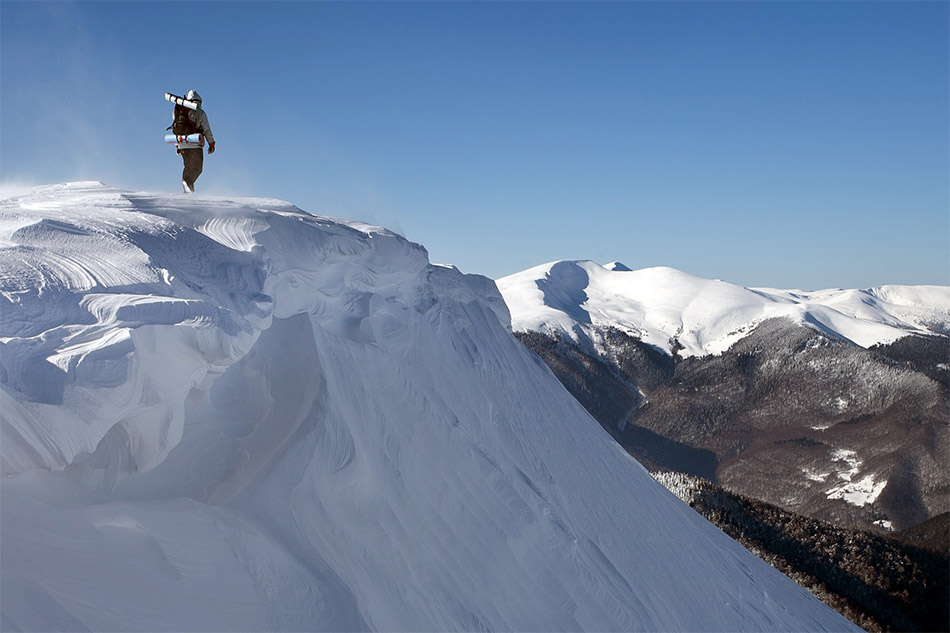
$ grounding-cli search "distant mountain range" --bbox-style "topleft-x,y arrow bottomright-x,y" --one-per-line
499,260 -> 950,357
498,260 -> 949,534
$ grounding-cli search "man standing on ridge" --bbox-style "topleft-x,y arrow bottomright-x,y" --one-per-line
171,89 -> 215,193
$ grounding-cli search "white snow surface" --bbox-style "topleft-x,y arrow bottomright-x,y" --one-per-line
825,449 -> 887,508
497,260 -> 950,357
0,183 -> 857,632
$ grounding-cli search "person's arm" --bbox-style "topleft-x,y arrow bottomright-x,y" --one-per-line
198,111 -> 215,154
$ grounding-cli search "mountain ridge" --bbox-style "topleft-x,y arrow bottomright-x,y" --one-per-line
499,257 -> 948,535
652,470 -> 949,633
0,183 -> 857,632
497,259 -> 950,358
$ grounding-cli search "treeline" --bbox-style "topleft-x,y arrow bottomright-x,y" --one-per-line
653,471 -> 949,633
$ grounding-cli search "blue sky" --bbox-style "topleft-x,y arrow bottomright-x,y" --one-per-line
2,1 -> 947,289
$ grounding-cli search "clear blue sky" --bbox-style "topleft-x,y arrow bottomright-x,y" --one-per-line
2,1 -> 947,289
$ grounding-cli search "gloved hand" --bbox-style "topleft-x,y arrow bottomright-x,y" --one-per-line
208,142 -> 216,155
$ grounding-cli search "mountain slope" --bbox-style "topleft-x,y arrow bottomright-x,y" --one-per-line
498,260 -> 950,357
0,184 -> 857,632
652,471 -> 949,633
500,262 -> 949,533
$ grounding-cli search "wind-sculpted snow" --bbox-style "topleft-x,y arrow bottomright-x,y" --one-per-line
0,183 -> 857,632
498,260 -> 950,357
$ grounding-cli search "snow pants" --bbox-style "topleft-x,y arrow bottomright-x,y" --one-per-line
180,148 -> 204,192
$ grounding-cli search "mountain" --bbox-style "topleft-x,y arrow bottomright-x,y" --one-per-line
652,471 -> 949,633
499,260 -> 950,357
895,511 -> 950,553
497,261 -> 949,533
0,183 -> 857,632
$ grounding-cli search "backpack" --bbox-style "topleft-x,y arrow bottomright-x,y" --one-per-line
168,105 -> 198,136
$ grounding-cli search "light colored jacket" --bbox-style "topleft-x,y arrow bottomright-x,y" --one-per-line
174,109 -> 214,150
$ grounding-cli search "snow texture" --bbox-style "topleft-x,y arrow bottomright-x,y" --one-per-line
497,260 -> 950,357
825,449 -> 887,508
1,183 -> 858,632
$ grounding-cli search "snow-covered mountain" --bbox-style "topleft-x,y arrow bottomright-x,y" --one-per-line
0,183 -> 857,632
498,260 -> 949,534
497,260 -> 950,357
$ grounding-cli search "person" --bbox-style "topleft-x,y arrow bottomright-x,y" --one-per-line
173,90 -> 215,193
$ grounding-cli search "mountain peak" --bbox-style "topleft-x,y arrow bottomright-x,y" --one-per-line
1,185 -> 858,632
497,261 -> 950,357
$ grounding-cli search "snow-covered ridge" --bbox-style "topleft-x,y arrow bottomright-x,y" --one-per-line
497,259 -> 950,357
0,181 -> 440,476
0,183 -> 855,631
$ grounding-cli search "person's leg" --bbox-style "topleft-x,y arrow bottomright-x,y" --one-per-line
181,149 -> 204,192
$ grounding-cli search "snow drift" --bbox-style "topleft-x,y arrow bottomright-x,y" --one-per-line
0,183 -> 857,632
497,259 -> 950,357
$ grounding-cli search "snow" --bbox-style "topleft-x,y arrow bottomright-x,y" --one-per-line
497,259 -> 950,357
826,448 -> 887,508
0,183 -> 857,632
828,475 -> 888,508
802,468 -> 831,483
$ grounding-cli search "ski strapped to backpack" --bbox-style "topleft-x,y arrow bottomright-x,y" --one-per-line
164,92 -> 201,111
